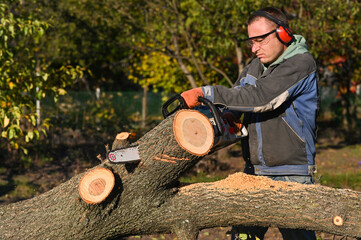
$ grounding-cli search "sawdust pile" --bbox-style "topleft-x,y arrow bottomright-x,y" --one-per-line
181,172 -> 312,194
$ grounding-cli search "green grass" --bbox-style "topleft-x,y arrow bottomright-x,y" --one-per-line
0,176 -> 39,201
179,172 -> 225,184
314,142 -> 361,191
318,172 -> 361,191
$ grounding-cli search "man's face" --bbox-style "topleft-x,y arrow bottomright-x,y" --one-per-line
247,17 -> 287,65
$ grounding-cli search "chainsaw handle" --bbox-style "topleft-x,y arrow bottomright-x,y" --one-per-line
162,94 -> 188,118
198,97 -> 223,136
162,94 -> 223,137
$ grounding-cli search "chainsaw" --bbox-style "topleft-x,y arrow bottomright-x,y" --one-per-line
107,94 -> 188,164
107,145 -> 140,164
162,94 -> 248,153
107,94 -> 247,163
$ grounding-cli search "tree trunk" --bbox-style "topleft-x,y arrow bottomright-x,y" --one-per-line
234,39 -> 244,79
142,85 -> 148,128
1,113 -> 361,239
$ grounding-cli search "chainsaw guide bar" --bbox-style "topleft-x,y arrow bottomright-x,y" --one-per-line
107,145 -> 141,163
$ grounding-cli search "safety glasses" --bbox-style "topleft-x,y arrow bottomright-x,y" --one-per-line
245,29 -> 276,47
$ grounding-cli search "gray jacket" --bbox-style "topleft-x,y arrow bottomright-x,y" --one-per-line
202,35 -> 319,175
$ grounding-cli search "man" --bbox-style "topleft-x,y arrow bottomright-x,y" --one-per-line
181,7 -> 318,240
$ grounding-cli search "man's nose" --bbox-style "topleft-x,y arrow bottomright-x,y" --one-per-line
252,43 -> 260,53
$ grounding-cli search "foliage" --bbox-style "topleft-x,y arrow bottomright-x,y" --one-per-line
290,0 -> 361,135
122,0 -> 361,134
128,51 -> 184,93
17,0 -> 135,91
0,1 -> 83,153
46,91 -> 133,134
2,0 -> 361,155
123,0 -> 249,92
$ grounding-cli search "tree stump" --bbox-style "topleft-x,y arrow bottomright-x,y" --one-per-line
112,132 -> 130,149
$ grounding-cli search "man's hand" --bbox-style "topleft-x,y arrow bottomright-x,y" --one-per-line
180,87 -> 203,108
222,111 -> 242,132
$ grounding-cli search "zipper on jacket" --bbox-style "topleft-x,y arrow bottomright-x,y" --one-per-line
281,117 -> 305,143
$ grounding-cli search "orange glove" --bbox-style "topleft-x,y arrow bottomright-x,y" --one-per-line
180,87 -> 203,108
222,111 -> 242,133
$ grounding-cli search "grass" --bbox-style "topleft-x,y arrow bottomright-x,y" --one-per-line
0,175 -> 39,202
180,172 -> 225,184
315,144 -> 361,191
318,172 -> 361,190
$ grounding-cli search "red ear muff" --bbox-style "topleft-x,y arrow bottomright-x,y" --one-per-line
252,10 -> 294,45
276,25 -> 293,44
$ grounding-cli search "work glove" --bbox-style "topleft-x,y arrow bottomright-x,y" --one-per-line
222,111 -> 243,133
180,87 -> 203,108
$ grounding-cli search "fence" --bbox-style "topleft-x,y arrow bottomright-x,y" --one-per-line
39,86 -> 354,131
41,90 -> 164,133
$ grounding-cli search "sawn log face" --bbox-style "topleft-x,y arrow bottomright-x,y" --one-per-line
0,112 -> 360,240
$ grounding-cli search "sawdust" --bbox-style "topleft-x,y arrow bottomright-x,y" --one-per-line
161,154 -> 190,161
153,156 -> 177,164
153,154 -> 190,164
180,172 -> 312,194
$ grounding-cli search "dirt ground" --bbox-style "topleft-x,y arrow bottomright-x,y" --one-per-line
125,226 -> 356,240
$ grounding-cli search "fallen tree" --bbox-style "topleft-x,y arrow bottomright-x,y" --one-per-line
0,111 -> 360,240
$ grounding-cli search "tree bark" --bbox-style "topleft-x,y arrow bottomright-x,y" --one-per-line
1,113 -> 361,240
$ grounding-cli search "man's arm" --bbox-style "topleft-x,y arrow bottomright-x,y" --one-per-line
203,53 -> 317,113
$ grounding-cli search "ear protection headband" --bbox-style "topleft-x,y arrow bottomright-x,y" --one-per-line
253,10 -> 293,45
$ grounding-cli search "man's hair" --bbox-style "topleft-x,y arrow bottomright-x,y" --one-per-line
248,7 -> 289,27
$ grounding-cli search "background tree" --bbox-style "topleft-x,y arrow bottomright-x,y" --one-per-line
2,0 -> 360,161
291,0 -> 361,139
124,0 -> 257,91
123,0 -> 361,134
13,0 -> 136,91
0,1 -> 82,155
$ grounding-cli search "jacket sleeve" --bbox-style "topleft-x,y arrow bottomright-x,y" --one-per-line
202,53 -> 317,113
234,64 -> 251,87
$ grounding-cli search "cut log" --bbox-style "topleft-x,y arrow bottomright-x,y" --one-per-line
116,132 -> 130,140
78,167 -> 115,204
333,216 -> 344,226
173,109 -> 214,156
112,132 -> 130,150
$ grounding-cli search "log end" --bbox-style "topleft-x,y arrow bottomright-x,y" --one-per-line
333,216 -> 344,226
173,110 -> 214,156
116,132 -> 130,140
112,132 -> 131,150
78,168 -> 115,204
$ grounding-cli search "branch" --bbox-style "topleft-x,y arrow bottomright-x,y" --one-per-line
182,29 -> 210,85
165,173 -> 361,238
172,33 -> 198,88
207,61 -> 234,87
182,19 -> 235,87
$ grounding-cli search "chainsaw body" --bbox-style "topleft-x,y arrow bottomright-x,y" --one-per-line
163,94 -> 248,153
